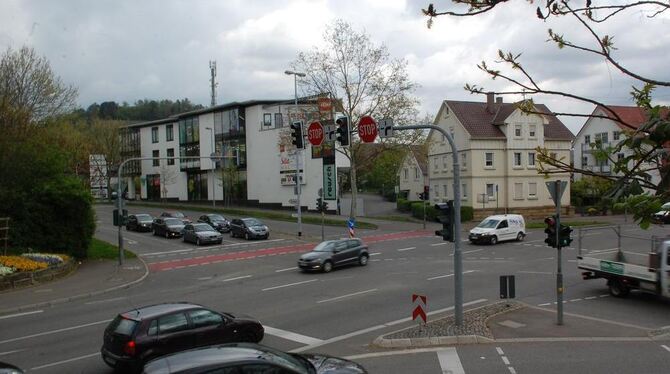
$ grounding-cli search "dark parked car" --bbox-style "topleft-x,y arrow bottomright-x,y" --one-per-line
182,223 -> 223,245
126,214 -> 154,232
143,342 -> 367,374
198,214 -> 230,233
100,303 -> 264,373
298,238 -> 369,273
229,218 -> 269,240
0,362 -> 24,374
652,202 -> 670,224
160,211 -> 191,224
152,218 -> 185,238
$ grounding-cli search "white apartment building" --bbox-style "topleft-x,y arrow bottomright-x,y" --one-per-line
119,99 -> 349,211
427,93 -> 574,218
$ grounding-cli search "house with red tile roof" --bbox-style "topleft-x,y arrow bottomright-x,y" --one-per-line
428,93 -> 574,218
573,105 -> 664,192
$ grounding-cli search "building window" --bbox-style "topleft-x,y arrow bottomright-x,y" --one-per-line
166,124 -> 174,142
595,132 -> 608,145
443,184 -> 448,198
514,152 -> 522,167
461,153 -> 467,169
486,183 -> 495,199
152,127 -> 159,143
485,152 -> 494,167
529,125 -> 536,138
613,131 -> 621,141
462,183 -> 467,198
167,148 -> 175,165
514,183 -> 523,200
434,185 -> 439,197
515,125 -> 522,137
529,182 -> 537,198
415,167 -> 420,179
582,156 -> 588,167
403,168 -> 408,180
528,152 -> 535,167
152,150 -> 159,167
617,153 -> 625,161
274,113 -> 283,128
434,157 -> 438,170
442,155 -> 448,170
263,113 -> 272,127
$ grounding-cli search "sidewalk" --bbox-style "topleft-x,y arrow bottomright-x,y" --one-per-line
0,257 -> 148,315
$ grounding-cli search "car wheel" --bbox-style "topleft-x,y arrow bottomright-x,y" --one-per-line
516,232 -> 525,241
244,232 -> 250,240
322,261 -> 333,273
609,280 -> 630,297
358,254 -> 369,266
196,238 -> 201,246
490,236 -> 498,245
264,234 -> 269,240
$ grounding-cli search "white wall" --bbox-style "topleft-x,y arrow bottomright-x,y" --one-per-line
139,122 -> 187,200
398,153 -> 426,200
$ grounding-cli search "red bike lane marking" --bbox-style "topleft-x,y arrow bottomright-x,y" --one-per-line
149,230 -> 434,272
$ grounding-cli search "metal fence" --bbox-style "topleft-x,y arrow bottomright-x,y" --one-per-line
577,225 -> 668,258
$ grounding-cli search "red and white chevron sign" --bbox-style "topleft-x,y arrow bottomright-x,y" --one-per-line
412,294 -> 427,324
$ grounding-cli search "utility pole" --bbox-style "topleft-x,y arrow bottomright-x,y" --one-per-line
285,70 -> 306,237
209,61 -> 217,107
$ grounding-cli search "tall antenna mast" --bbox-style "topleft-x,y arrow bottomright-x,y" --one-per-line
209,60 -> 217,107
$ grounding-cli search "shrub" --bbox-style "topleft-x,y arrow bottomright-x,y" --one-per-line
461,206 -> 474,222
397,198 -> 418,212
411,202 -> 437,221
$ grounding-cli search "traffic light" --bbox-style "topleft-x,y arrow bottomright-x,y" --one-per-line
423,186 -> 429,201
434,200 -> 455,242
558,224 -> 573,248
291,121 -> 304,149
316,197 -> 328,213
335,117 -> 350,146
544,215 -> 557,248
113,209 -> 128,226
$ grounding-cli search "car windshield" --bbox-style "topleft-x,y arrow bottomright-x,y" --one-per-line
313,242 -> 334,252
136,214 -> 151,220
164,218 -> 182,226
194,224 -> 213,232
209,214 -> 226,222
477,219 -> 499,229
170,212 -> 185,218
661,203 -> 670,211
243,218 -> 262,226
108,316 -> 137,336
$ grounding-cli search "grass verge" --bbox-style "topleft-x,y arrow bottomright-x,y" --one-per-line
367,215 -> 417,223
88,238 -> 136,260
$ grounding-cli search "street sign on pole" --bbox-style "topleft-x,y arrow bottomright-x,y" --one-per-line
546,180 -> 567,205
307,121 -> 324,146
318,97 -> 332,114
358,115 -> 378,143
378,118 -> 394,138
324,122 -> 336,142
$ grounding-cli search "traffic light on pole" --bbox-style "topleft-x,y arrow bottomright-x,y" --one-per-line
434,200 -> 455,242
544,215 -> 557,248
291,121 -> 304,149
316,197 -> 328,213
335,117 -> 350,146
558,224 -> 573,248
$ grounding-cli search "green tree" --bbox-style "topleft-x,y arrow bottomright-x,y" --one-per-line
292,19 -> 421,219
422,1 -> 670,227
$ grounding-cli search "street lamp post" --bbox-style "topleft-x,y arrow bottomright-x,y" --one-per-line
285,70 -> 306,237
205,127 -> 216,207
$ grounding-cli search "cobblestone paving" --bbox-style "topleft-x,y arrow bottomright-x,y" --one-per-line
385,301 -> 525,339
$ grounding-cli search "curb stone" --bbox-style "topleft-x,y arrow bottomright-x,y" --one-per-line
0,255 -> 149,315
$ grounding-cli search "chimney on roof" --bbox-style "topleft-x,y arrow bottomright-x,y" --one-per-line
486,92 -> 495,113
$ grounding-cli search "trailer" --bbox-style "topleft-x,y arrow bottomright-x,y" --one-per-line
577,228 -> 670,299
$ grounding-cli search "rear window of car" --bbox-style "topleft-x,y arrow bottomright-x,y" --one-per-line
109,315 -> 138,336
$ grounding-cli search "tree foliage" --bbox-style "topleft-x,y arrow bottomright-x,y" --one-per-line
292,19 -> 421,218
84,98 -> 204,122
422,0 -> 670,228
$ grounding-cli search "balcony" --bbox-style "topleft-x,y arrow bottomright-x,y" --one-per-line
581,142 -> 612,154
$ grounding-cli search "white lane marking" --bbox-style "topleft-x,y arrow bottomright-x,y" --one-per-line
431,242 -> 448,246
370,252 -> 381,256
584,296 -> 597,300
222,275 -> 252,282
30,352 -> 100,371
518,271 -> 553,275
509,367 -> 517,374
275,267 -> 298,272
502,356 -> 510,365
461,248 -> 484,255
496,347 -> 504,355
0,319 -> 111,345
84,297 -> 126,305
370,259 -> 381,262
262,279 -> 318,291
0,310 -> 43,320
427,270 -> 476,281
661,344 -> 670,353
317,289 -> 378,304
396,247 -> 416,252
538,303 -> 551,306
263,326 -> 323,345
141,248 -> 195,256
0,349 -> 24,356
570,298 -> 582,302
290,298 -> 488,353
197,276 -> 213,281
437,348 -> 465,374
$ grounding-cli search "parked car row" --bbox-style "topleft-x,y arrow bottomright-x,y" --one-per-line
124,211 -> 270,244
100,302 -> 366,373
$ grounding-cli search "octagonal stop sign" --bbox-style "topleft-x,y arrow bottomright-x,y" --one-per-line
307,121 -> 324,146
358,115 -> 377,143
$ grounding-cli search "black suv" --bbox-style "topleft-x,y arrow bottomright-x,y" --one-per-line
298,238 -> 369,273
198,214 -> 230,233
125,214 -> 154,232
100,303 -> 264,372
152,218 -> 185,238
229,218 -> 269,240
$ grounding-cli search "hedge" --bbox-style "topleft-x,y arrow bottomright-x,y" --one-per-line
397,198 -> 422,212
410,203 -> 473,222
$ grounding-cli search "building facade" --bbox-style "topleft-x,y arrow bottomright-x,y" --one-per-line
398,145 -> 428,200
428,94 -> 574,218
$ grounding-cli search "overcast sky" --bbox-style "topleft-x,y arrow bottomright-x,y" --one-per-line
1,0 -> 669,134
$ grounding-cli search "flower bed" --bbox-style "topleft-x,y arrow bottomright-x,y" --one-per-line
0,253 -> 76,291
0,256 -> 48,272
21,253 -> 70,265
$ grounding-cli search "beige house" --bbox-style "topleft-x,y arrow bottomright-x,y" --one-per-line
428,93 -> 574,219
398,145 -> 428,200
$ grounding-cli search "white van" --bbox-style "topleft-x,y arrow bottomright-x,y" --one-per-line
468,214 -> 526,245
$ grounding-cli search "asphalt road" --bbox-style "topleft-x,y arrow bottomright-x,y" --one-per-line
1,206 -> 669,373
